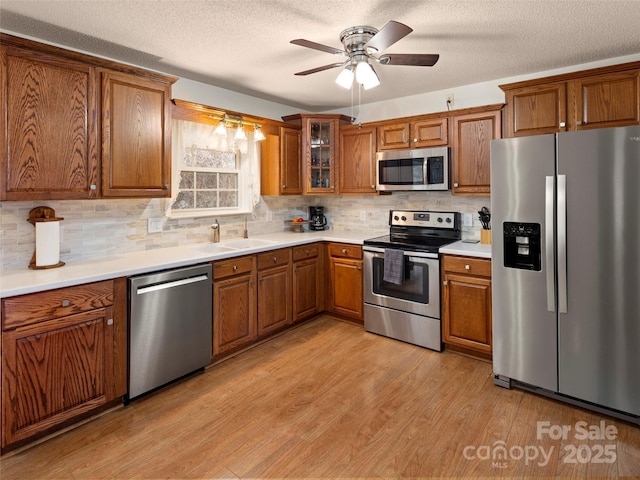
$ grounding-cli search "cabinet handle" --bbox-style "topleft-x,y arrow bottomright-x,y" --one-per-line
90,184 -> 97,190
61,299 -> 70,307
282,184 -> 286,188
305,249 -> 310,255
465,264 -> 471,270
413,138 -> 418,143
559,121 -> 566,128
357,266 -> 362,271
443,280 -> 448,286
107,318 -> 114,326
577,120 -> 583,126
342,248 -> 347,254
233,265 -> 237,271
164,184 -> 170,190
453,182 -> 459,188
273,256 -> 278,263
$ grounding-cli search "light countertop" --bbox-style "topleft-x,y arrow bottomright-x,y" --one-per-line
0,230 -> 383,298
1,231 -> 492,298
440,240 -> 492,259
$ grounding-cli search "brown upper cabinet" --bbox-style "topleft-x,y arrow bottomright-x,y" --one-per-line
283,114 -> 351,195
101,70 -> 172,197
377,116 -> 448,150
0,34 -> 176,201
501,61 -> 640,137
260,125 -> 302,195
338,125 -> 377,194
451,105 -> 502,196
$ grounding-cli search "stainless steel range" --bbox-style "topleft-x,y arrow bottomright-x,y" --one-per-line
363,210 -> 461,351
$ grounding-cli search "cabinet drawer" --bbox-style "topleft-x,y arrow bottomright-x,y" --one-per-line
214,255 -> 256,279
293,243 -> 320,261
257,248 -> 291,270
442,255 -> 491,277
1,280 -> 114,330
328,243 -> 362,260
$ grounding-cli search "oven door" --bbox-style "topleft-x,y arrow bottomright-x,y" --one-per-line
363,247 -> 441,319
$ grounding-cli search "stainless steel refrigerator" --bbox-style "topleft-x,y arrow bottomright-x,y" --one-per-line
491,125 -> 640,421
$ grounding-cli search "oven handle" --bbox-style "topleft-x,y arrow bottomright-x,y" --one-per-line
363,246 -> 439,260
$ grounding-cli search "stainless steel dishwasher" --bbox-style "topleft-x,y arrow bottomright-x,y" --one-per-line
128,263 -> 212,400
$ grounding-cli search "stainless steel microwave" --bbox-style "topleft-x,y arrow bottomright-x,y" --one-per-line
376,147 -> 450,191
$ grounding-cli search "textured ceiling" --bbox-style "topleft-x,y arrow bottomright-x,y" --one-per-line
1,0 -> 639,111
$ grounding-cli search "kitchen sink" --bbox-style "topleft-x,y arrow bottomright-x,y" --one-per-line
222,238 -> 277,249
194,244 -> 238,253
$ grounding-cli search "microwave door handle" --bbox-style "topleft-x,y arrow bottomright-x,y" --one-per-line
423,158 -> 429,185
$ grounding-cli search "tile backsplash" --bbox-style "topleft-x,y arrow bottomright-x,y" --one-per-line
0,193 -> 489,270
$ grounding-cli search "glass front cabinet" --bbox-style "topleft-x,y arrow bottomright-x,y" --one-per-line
283,114 -> 351,195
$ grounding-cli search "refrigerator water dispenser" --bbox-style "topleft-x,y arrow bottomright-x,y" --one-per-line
503,222 -> 541,270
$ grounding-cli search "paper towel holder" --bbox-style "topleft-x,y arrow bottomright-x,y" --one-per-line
27,206 -> 65,270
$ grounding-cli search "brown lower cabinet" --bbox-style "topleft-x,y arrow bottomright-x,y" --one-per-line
0,279 -> 127,449
292,244 -> 323,322
212,255 -> 257,356
441,254 -> 492,360
257,248 -> 292,336
326,243 -> 363,323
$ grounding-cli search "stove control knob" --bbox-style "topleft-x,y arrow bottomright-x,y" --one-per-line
401,216 -> 407,221
445,217 -> 452,223
393,215 -> 399,221
437,217 -> 443,223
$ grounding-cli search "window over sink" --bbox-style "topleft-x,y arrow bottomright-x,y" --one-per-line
167,119 -> 260,218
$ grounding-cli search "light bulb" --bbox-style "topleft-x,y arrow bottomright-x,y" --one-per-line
254,125 -> 266,141
335,66 -> 354,89
235,125 -> 247,141
215,121 -> 227,135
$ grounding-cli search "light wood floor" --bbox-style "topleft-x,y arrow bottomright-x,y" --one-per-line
1,316 -> 639,479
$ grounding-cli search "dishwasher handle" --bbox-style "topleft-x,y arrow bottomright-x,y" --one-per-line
136,274 -> 210,295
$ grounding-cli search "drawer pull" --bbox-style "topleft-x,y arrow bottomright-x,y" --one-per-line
273,256 -> 278,263
305,249 -> 310,255
233,265 -> 238,271
61,300 -> 71,307
465,265 -> 471,270
342,248 -> 347,254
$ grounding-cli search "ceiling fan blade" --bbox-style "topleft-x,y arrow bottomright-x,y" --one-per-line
364,20 -> 413,52
379,53 -> 440,66
290,39 -> 345,56
294,62 -> 345,76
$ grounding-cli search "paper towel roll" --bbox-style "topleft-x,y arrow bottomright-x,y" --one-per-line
35,221 -> 61,267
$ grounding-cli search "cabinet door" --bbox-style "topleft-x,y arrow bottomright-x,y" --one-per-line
329,257 -> 363,321
293,257 -> 321,322
101,70 -> 171,197
451,109 -> 501,195
442,272 -> 492,355
257,264 -> 292,336
213,272 -> 256,356
339,126 -> 377,194
377,123 -> 410,150
281,126 -> 303,194
305,118 -> 337,194
504,83 -> 567,137
2,308 -> 114,447
0,45 -> 99,200
411,118 -> 448,147
569,70 -> 640,130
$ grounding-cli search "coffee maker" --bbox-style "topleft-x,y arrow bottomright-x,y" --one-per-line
309,206 -> 328,231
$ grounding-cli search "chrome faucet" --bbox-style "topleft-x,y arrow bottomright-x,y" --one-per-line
210,220 -> 220,243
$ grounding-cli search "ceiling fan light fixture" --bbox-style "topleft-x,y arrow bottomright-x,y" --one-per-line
335,65 -> 354,89
356,61 -> 380,89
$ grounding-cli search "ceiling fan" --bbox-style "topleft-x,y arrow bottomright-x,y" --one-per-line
291,20 -> 439,90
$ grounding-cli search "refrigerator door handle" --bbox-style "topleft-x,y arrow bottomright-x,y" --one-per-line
545,176 -> 556,312
557,174 -> 568,313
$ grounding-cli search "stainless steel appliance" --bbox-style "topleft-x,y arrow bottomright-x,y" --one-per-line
491,126 -> 640,422
376,147 -> 449,191
363,210 -> 461,350
309,205 -> 328,231
128,264 -> 213,400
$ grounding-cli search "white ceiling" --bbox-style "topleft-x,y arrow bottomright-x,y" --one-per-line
1,0 -> 640,112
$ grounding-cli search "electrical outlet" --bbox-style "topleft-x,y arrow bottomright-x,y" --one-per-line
360,210 -> 367,221
147,217 -> 163,233
266,211 -> 273,222
462,213 -> 473,227
446,93 -> 454,108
